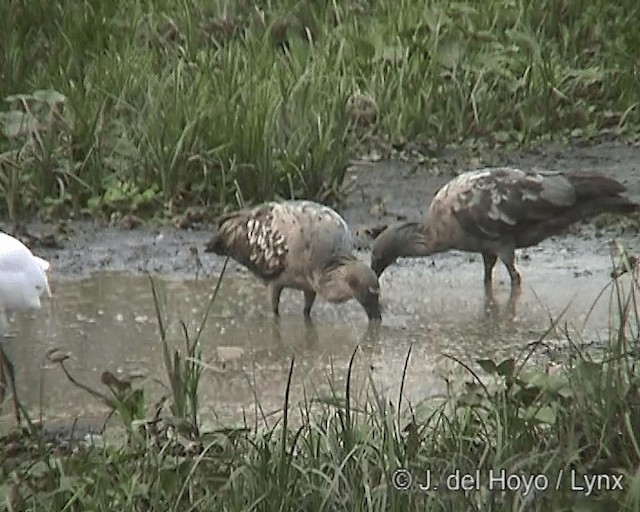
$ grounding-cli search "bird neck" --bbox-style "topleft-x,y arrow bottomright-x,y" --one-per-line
396,222 -> 437,257
323,254 -> 357,273
316,257 -> 355,302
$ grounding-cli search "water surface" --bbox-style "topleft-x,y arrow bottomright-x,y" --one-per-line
2,236 -> 637,429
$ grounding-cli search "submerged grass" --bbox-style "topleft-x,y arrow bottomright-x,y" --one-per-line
0,0 -> 639,219
2,254 -> 640,510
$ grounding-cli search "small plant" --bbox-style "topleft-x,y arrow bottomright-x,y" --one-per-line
149,256 -> 229,435
46,350 -> 146,438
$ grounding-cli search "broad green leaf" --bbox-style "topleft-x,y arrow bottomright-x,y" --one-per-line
496,358 -> 516,378
33,89 -> 67,105
533,405 -> 557,425
0,110 -> 40,137
477,359 -> 498,374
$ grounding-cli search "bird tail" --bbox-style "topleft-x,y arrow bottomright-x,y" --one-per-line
204,233 -> 228,255
204,211 -> 247,257
565,173 -> 639,215
582,196 -> 639,216
518,197 -> 638,247
568,173 -> 629,199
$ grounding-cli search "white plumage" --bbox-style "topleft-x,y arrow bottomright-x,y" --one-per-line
0,233 -> 51,313
0,231 -> 52,422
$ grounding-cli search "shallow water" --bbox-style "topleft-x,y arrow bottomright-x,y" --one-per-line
1,235 -> 638,430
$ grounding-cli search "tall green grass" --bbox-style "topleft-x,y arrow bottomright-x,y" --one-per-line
2,249 -> 640,510
0,0 -> 638,219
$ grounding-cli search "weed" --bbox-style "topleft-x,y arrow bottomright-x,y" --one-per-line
1,0 -> 639,220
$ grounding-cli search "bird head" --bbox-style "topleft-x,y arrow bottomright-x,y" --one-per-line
0,235 -> 52,316
34,256 -> 52,299
370,222 -> 423,277
22,276 -> 50,310
204,235 -> 225,254
344,262 -> 382,322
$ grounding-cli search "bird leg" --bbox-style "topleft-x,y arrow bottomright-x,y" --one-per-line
269,283 -> 284,316
482,252 -> 498,287
362,321 -> 381,343
0,344 -> 21,424
483,288 -> 521,324
303,317 -> 319,344
506,282 -> 523,319
483,285 -> 497,315
303,290 -> 316,318
499,251 -> 522,289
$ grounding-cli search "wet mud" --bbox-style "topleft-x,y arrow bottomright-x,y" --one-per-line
1,140 -> 639,430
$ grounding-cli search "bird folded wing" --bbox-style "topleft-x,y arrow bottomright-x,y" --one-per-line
452,171 -> 576,239
210,204 -> 289,280
275,201 -> 354,265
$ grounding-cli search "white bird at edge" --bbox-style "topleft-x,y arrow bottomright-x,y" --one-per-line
0,231 -> 52,424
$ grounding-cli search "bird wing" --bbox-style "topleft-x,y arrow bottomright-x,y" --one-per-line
207,200 -> 354,281
0,235 -> 51,308
0,234 -> 38,272
274,201 -> 354,269
0,233 -> 28,258
212,202 -> 289,280
444,168 -> 577,240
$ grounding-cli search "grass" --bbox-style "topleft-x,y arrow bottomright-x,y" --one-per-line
0,0 -> 639,220
1,248 -> 640,511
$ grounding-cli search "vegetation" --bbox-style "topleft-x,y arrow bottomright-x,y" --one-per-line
0,249 -> 639,511
1,0 -> 639,220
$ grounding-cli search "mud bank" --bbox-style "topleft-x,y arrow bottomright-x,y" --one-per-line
6,140 -> 639,280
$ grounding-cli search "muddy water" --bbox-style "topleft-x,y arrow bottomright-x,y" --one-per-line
2,234 -> 637,430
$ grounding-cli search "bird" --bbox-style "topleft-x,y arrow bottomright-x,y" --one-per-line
0,231 -> 52,423
370,167 -> 639,289
204,200 -> 382,322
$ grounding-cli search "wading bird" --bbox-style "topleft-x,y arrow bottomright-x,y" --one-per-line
205,200 -> 382,322
0,232 -> 52,423
371,167 -> 639,290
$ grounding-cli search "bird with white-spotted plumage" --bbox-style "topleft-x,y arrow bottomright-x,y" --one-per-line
205,200 -> 382,322
371,167 -> 639,290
